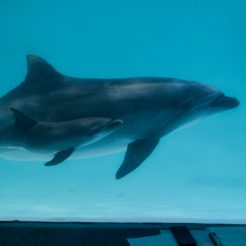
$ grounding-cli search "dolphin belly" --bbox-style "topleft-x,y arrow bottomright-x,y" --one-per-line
0,137 -> 129,161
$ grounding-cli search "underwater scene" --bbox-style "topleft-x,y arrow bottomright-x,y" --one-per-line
0,0 -> 245,224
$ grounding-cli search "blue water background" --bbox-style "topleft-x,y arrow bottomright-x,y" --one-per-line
0,0 -> 245,223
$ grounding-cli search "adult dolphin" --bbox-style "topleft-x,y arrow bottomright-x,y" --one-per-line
0,55 -> 239,179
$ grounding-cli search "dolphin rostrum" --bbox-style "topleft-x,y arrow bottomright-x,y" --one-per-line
0,55 -> 239,179
0,107 -> 123,166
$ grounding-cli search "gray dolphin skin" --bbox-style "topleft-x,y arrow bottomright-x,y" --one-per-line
0,55 -> 239,179
0,107 -> 123,166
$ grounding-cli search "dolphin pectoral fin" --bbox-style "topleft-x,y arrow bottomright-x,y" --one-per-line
45,147 -> 75,166
116,137 -> 160,179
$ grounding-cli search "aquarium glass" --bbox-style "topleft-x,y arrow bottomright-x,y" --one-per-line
0,0 -> 245,223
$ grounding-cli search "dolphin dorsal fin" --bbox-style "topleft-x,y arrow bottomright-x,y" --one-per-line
10,107 -> 37,129
25,55 -> 62,82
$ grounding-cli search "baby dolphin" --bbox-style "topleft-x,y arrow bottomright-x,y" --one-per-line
0,108 -> 123,166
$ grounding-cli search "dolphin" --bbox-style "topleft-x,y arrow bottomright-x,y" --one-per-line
0,107 -> 123,166
0,55 -> 239,179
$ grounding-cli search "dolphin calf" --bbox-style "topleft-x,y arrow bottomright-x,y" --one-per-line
0,55 -> 239,179
0,107 -> 123,166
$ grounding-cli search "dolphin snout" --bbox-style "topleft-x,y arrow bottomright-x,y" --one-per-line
211,94 -> 240,109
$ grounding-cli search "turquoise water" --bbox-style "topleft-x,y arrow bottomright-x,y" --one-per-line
0,0 -> 245,223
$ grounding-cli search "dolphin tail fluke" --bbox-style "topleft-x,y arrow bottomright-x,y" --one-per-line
116,137 -> 159,179
45,147 -> 75,166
